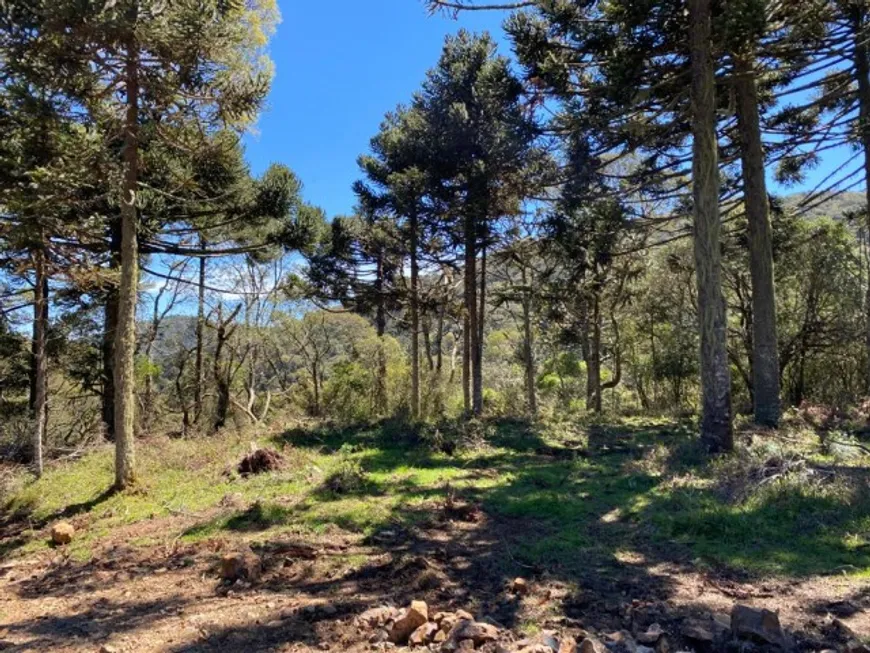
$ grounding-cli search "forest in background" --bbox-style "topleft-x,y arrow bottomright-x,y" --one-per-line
1,0 -> 870,488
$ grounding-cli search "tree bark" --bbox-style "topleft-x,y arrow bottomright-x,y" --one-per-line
689,0 -> 733,452
374,249 -> 388,415
194,237 -> 207,424
462,313 -> 471,414
585,292 -> 603,413
852,7 -> 870,393
521,267 -> 537,417
410,211 -> 421,419
465,214 -> 482,415
114,33 -> 140,490
102,218 -> 121,441
734,55 -> 781,427
30,246 -> 48,477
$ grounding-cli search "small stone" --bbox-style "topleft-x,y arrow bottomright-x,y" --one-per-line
456,609 -> 474,621
321,604 -> 338,617
99,646 -> 119,653
444,619 -> 498,650
637,624 -> 664,644
50,522 -> 75,545
731,605 -> 786,647
512,577 -> 530,595
517,646 -> 553,653
358,606 -> 398,628
434,629 -> 448,643
579,637 -> 608,653
220,550 -> 261,582
409,622 -> 439,647
559,636 -> 578,653
389,600 -> 429,644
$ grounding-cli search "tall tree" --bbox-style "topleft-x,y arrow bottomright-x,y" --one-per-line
2,0 -> 279,488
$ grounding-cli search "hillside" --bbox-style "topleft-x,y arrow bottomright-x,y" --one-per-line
780,191 -> 866,220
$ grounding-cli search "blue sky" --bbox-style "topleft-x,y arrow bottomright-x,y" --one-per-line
242,1 -> 858,219
243,0 -> 505,218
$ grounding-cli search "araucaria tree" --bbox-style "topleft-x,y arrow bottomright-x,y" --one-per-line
1,0 -> 278,488
410,31 -> 540,416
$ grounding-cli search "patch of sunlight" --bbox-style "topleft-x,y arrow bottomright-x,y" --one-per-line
600,507 -> 623,523
613,549 -> 646,565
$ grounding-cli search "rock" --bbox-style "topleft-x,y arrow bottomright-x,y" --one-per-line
358,606 -> 398,628
654,635 -> 670,653
579,637 -> 608,653
681,619 -> 713,643
731,605 -> 786,647
389,600 -> 429,644
512,577 -> 530,595
443,620 -> 499,649
538,630 -> 560,651
517,646 -> 554,653
99,646 -> 119,653
637,624 -> 664,644
456,609 -> 474,621
458,640 -> 475,651
220,550 -> 261,582
50,522 -> 75,545
434,629 -> 448,643
559,636 -> 578,653
711,613 -> 731,633
410,622 -> 439,647
320,603 -> 338,617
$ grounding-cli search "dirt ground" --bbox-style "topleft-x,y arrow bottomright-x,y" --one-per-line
1,506 -> 868,652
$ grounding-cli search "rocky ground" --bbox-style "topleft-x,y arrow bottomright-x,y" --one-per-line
0,511 -> 868,653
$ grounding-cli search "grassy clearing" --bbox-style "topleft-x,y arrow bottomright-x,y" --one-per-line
2,415 -> 870,581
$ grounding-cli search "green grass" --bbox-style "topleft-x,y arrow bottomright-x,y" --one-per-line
3,415 -> 870,581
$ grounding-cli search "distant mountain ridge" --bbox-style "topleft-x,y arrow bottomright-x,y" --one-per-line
780,191 -> 865,221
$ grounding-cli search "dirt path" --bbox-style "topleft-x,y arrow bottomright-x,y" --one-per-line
1,512 -> 868,652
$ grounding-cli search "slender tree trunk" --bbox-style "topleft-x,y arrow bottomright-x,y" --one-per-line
585,292 -> 603,413
102,218 -> 121,441
734,55 -> 781,427
374,250 -> 388,415
312,362 -> 321,417
521,267 -> 537,417
852,8 -> 870,393
462,315 -> 471,414
114,35 -> 140,490
465,215 -> 482,415
689,0 -> 733,452
410,212 -> 421,419
30,246 -> 48,477
194,239 -> 207,424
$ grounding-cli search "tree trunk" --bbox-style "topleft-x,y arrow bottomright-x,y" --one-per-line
734,55 -> 781,427
521,267 -> 537,417
586,293 -> 603,413
465,215 -> 482,415
102,217 -> 121,441
312,361 -> 321,417
114,35 -> 140,490
30,246 -> 48,477
194,239 -> 207,424
689,0 -> 733,452
410,212 -> 421,419
374,250 -> 388,416
852,8 -> 870,393
462,314 -> 471,414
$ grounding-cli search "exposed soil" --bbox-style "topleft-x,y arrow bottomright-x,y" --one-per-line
0,503 -> 868,652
